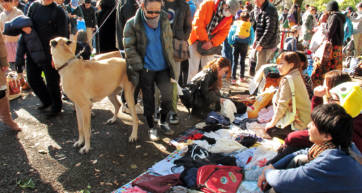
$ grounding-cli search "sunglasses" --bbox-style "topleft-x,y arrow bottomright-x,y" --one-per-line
145,10 -> 161,15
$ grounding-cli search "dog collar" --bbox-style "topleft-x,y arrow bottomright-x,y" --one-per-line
56,56 -> 78,71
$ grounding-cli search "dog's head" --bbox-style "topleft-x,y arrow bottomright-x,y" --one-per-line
50,37 -> 77,67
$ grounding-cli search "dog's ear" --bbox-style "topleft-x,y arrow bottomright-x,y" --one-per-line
66,40 -> 72,45
50,40 -> 57,47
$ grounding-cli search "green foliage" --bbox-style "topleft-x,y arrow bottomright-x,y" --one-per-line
16,178 -> 36,189
80,184 -> 92,193
308,0 -> 359,12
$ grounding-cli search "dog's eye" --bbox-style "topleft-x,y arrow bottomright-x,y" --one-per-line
51,40 -> 57,47
66,40 -> 72,45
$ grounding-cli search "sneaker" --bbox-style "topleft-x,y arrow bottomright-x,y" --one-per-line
169,113 -> 180,125
153,111 -> 161,122
239,77 -> 248,83
148,128 -> 159,141
159,122 -> 174,135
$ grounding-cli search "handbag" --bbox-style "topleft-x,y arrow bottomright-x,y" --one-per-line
276,75 -> 297,130
173,38 -> 189,62
196,41 -> 222,56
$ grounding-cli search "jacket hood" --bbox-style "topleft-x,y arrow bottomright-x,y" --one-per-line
333,12 -> 346,24
3,15 -> 32,36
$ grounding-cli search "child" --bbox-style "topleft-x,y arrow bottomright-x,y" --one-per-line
0,0 -> 23,68
228,12 -> 254,84
75,30 -> 91,60
3,15 -> 46,76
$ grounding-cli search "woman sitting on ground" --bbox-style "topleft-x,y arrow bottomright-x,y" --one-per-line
264,51 -> 311,139
187,57 -> 231,117
258,104 -> 362,193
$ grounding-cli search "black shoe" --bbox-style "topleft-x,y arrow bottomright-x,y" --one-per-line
37,104 -> 51,111
169,113 -> 180,125
159,122 -> 174,135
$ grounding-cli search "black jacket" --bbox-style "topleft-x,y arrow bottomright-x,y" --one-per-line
254,0 -> 279,49
189,69 -> 221,113
327,12 -> 346,46
163,0 -> 192,41
2,15 -> 46,73
115,0 -> 138,50
81,4 -> 96,28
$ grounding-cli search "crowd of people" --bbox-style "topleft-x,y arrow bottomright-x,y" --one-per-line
0,0 -> 362,192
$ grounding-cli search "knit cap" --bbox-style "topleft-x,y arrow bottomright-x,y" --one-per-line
330,82 -> 362,118
326,1 -> 339,12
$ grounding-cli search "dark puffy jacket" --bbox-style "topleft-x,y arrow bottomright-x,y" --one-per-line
327,12 -> 346,46
254,0 -> 279,49
164,0 -> 192,41
3,15 -> 46,73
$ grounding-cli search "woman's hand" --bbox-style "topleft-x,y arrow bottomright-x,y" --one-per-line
265,121 -> 275,132
1,66 -> 8,72
201,41 -> 213,50
313,85 -> 326,97
22,27 -> 32,34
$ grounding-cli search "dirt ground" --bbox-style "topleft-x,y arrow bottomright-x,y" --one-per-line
0,91 -> 208,193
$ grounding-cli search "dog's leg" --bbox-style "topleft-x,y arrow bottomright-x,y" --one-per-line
79,103 -> 92,154
124,82 -> 139,142
106,88 -> 122,124
73,103 -> 85,148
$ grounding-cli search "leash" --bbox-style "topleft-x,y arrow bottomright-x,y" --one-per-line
56,0 -> 122,71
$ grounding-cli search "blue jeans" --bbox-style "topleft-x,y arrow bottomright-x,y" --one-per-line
232,43 -> 248,79
222,39 -> 233,64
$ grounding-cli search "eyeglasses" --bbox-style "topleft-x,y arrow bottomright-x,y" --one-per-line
145,10 -> 161,15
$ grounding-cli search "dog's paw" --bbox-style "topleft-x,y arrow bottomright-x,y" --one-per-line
73,140 -> 84,148
79,146 -> 90,154
105,117 -> 117,125
129,135 -> 138,142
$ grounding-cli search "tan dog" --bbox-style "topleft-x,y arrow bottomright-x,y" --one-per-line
50,37 -> 138,154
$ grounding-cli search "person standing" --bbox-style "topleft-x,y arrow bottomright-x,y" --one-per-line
253,0 -> 279,72
0,33 -> 21,132
187,0 -> 239,83
351,2 -> 362,56
123,0 -> 176,141
26,0 -> 68,116
0,0 -> 23,68
66,0 -> 84,40
162,0 -> 192,124
301,6 -> 316,48
97,0 -> 117,53
115,0 -> 138,50
81,0 -> 96,51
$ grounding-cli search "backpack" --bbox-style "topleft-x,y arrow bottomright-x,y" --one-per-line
197,165 -> 243,193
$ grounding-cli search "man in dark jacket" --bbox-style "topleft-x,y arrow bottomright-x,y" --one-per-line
66,0 -> 84,39
27,0 -> 68,116
123,0 -> 176,141
162,0 -> 192,125
253,0 -> 279,72
115,0 -> 138,50
81,0 -> 96,50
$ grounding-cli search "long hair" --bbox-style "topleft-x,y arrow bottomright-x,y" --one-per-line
203,57 -> 231,89
76,30 -> 89,44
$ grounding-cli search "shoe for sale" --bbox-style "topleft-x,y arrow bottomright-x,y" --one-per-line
148,128 -> 159,141
169,113 -> 179,125
159,122 -> 174,135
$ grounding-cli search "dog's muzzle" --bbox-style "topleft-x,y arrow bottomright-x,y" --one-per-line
50,40 -> 57,47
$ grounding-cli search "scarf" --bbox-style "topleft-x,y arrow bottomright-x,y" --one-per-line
206,0 -> 225,35
308,141 -> 336,161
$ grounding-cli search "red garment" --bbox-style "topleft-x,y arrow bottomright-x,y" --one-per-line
284,114 -> 362,152
311,96 -> 323,110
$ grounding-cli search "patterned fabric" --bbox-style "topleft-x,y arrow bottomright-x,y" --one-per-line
5,42 -> 17,63
308,141 -> 336,161
311,45 -> 342,87
206,0 -> 224,35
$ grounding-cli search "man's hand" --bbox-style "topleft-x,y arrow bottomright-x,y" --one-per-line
201,41 -> 213,50
257,164 -> 275,191
22,27 -> 32,34
1,66 -> 8,72
256,45 -> 263,52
